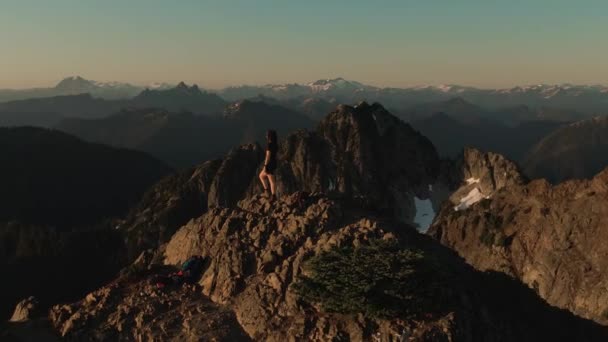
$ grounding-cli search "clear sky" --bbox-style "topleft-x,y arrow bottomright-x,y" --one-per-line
1,0 -> 606,89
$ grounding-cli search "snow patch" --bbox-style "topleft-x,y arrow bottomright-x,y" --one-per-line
465,177 -> 480,185
454,188 -> 484,211
414,197 -> 435,233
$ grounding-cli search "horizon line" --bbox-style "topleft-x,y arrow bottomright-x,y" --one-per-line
2,75 -> 608,92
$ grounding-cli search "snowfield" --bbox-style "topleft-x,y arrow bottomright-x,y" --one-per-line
454,188 -> 485,211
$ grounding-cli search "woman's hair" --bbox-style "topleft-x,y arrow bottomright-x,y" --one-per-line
266,130 -> 277,145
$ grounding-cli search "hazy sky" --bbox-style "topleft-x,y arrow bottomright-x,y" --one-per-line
1,0 -> 606,89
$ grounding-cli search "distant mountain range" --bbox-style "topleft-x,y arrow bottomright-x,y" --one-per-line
3,76 -> 608,115
0,93 -> 121,127
0,82 -> 228,128
404,97 -> 581,160
57,100 -> 313,167
132,82 -> 226,114
219,78 -> 608,114
0,76 -> 173,102
411,111 -> 566,162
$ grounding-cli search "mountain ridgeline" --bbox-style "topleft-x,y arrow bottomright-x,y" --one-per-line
57,100 -> 314,168
0,127 -> 171,227
523,116 -> 608,183
0,81 -> 227,128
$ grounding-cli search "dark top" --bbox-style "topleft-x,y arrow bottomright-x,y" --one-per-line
267,141 -> 277,163
265,141 -> 278,173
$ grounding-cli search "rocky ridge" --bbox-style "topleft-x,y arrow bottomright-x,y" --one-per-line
50,193 -> 608,341
430,154 -> 608,324
445,148 -> 525,212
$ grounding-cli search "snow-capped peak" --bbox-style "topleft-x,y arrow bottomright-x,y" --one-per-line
307,77 -> 374,92
145,82 -> 174,90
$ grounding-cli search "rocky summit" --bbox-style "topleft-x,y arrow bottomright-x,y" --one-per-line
49,193 -> 608,341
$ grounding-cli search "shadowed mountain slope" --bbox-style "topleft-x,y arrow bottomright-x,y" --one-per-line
523,116 -> 608,183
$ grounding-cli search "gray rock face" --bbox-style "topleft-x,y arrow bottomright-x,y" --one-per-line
430,166 -> 608,324
9,297 -> 38,322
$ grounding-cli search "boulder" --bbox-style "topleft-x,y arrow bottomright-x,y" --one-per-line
9,296 -> 38,322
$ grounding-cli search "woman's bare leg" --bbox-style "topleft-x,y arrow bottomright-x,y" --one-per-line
267,174 -> 276,195
259,170 -> 269,191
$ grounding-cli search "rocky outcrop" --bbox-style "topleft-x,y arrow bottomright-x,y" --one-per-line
441,148 -> 525,212
9,297 -> 38,322
459,148 -> 526,190
430,165 -> 608,324
49,279 -> 250,341
52,193 -> 608,341
121,159 -> 222,260
121,144 -> 263,260
310,102 -> 438,200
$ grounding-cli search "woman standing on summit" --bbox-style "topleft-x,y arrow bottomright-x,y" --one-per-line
259,130 -> 278,198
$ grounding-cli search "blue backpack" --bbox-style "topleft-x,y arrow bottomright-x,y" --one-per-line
152,255 -> 206,289
180,256 -> 205,283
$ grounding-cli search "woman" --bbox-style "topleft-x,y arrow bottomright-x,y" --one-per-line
259,130 -> 278,198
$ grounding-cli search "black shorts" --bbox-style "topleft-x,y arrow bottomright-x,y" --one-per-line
265,161 -> 277,174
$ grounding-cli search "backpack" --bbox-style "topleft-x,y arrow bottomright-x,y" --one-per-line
180,256 -> 205,283
151,256 -> 206,289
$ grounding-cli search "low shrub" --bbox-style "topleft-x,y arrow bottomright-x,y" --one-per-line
293,239 -> 452,319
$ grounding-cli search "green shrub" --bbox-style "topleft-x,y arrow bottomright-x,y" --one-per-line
293,239 -> 452,319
